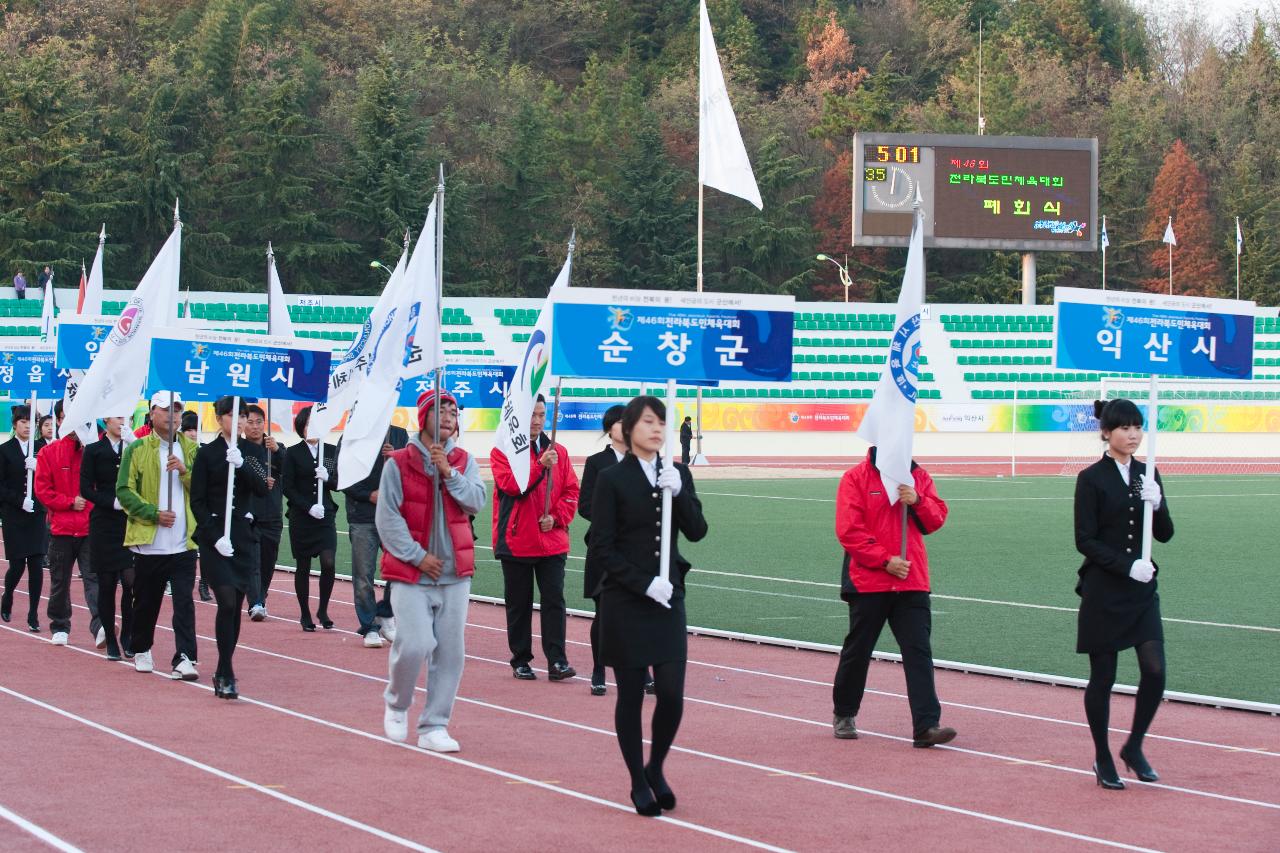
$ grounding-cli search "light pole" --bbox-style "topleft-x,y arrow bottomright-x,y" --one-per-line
816,253 -> 853,302
370,260 -> 392,277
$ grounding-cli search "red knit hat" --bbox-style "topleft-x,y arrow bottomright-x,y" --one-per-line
416,389 -> 458,431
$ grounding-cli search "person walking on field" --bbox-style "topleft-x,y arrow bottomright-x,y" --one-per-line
0,405 -> 47,632
241,405 -> 283,621
491,395 -> 580,682
679,416 -> 693,465
379,390 -> 487,753
282,406 -> 339,632
81,416 -> 135,660
1074,398 -> 1174,790
578,404 -> 627,695
832,446 -> 956,748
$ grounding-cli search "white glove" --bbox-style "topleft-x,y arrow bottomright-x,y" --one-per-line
644,576 -> 674,609
1139,475 -> 1162,508
657,466 -> 682,497
308,503 -> 325,520
1128,559 -> 1156,584
226,447 -> 244,469
215,536 -> 234,557
113,498 -> 122,511
121,429 -> 137,445
24,456 -> 37,471
22,497 -> 35,513
314,465 -> 329,483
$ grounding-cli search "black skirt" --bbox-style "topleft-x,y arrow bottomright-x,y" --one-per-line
598,586 -> 687,668
89,524 -> 133,575
1076,567 -> 1164,653
288,510 -> 337,559
197,519 -> 260,592
1,510 -> 48,561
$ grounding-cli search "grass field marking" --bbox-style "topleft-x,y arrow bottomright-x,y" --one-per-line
0,801 -> 85,853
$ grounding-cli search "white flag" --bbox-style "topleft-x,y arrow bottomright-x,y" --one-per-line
308,242 -> 409,441
338,202 -> 441,489
63,217 -> 181,426
39,272 -> 56,341
1100,217 -> 1109,251
1162,218 -> 1177,246
266,245 -> 296,339
699,0 -> 762,210
1236,217 -> 1243,256
495,246 -> 573,492
856,206 -> 924,504
61,228 -> 110,440
81,225 -> 106,315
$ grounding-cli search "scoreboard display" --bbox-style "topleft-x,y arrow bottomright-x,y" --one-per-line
853,133 -> 1098,252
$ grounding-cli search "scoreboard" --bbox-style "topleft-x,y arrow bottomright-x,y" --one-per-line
852,133 -> 1098,252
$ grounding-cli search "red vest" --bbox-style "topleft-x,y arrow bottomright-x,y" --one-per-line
380,444 -> 476,584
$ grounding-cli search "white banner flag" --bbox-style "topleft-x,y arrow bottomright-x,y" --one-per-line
698,0 -> 762,210
856,205 -> 924,504
267,246 -> 296,339
61,227 -> 110,441
1162,218 -> 1177,246
81,225 -> 106,315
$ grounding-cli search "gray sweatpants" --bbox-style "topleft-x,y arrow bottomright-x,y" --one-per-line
385,579 -> 471,734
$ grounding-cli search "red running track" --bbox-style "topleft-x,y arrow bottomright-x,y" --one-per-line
0,574 -> 1277,852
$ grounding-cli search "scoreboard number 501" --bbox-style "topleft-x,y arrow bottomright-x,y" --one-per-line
872,145 -> 921,164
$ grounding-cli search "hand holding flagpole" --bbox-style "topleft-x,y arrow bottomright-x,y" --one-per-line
23,394 -> 37,512
658,379 -> 678,583
217,398 -> 242,557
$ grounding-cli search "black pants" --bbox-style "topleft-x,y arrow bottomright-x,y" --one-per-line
2,554 -> 43,623
132,550 -> 198,667
501,554 -> 569,668
680,441 -> 691,465
249,526 -> 281,609
832,591 -> 941,736
47,535 -> 100,638
97,564 -> 135,654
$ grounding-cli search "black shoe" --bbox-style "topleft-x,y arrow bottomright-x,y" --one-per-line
27,618 -> 40,633
1093,759 -> 1126,790
213,676 -> 226,698
213,675 -> 239,699
122,647 -> 135,660
630,787 -> 661,817
643,678 -> 655,695
833,715 -> 859,740
0,594 -> 10,622
912,726 -> 957,748
106,642 -> 122,662
317,613 -> 334,630
513,664 -> 537,680
548,661 -> 576,681
198,580 -> 212,602
301,618 -> 316,632
590,667 -> 607,696
1119,743 -> 1159,782
644,765 -> 676,811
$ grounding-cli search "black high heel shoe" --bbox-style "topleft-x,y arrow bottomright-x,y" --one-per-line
317,613 -> 334,630
27,617 -> 40,633
213,676 -> 240,700
644,765 -> 676,811
1119,743 -> 1159,782
630,787 -> 661,817
1093,761 -> 1125,790
301,617 -> 316,632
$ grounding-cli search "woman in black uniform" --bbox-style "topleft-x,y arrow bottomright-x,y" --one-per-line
282,406 -> 338,631
80,416 -> 135,659
191,397 -> 269,698
588,396 -> 707,816
1074,398 -> 1173,789
577,404 -> 626,696
0,405 -> 47,632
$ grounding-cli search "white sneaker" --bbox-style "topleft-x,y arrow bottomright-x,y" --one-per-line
378,617 -> 396,643
384,705 -> 408,742
51,631 -> 69,646
172,654 -> 198,681
134,651 -> 154,673
363,631 -> 384,648
95,627 -> 107,649
418,729 -> 460,753
249,605 -> 267,622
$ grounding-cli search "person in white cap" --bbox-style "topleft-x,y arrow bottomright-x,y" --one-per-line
116,392 -> 201,680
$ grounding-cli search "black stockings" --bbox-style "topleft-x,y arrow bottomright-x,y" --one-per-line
1085,641 -> 1166,766
614,661 -> 686,797
295,550 -> 336,622
212,585 -> 245,680
2,555 -> 44,623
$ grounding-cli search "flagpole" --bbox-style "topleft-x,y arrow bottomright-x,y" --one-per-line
1101,215 -> 1107,291
1167,216 -> 1173,296
660,377 -> 677,584
1141,373 -> 1159,562
266,243 -> 275,474
221,397 -> 241,553
25,393 -> 37,509
543,378 -> 563,517
695,181 -> 704,461
1236,217 -> 1241,301
433,166 -> 445,453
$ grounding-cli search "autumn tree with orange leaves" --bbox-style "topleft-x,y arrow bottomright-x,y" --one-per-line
1143,141 -> 1223,296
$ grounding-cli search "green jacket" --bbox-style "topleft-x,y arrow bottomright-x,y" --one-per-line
116,432 -> 199,550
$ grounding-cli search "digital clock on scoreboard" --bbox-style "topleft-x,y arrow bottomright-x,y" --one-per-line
853,133 -> 1098,252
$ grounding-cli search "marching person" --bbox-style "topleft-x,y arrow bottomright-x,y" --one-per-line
1075,398 -> 1174,790
378,390 -> 486,752
283,406 -> 338,631
679,416 -> 693,465
34,416 -> 101,648
343,423 -> 409,648
190,396 -> 270,700
0,405 -> 47,632
242,405 -> 283,621
832,446 -> 956,749
588,395 -> 707,816
491,395 -> 580,682
116,392 -> 200,680
578,404 -> 626,696
81,416 -> 135,660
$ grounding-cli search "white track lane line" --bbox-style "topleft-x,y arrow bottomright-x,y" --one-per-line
698,491 -> 1280,503
0,624 -> 792,853
0,803 -> 85,853
0,681 -> 441,853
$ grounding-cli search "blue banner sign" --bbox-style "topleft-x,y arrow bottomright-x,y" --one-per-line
55,316 -> 115,369
1,345 -> 69,395
399,365 -> 516,408
550,289 -> 794,383
1054,288 -> 1255,380
147,328 -> 333,402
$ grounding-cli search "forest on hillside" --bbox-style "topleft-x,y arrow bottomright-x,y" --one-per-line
1,0 -> 1277,304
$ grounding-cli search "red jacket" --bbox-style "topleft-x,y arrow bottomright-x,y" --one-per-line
380,444 -> 476,584
490,437 -> 579,559
835,449 -> 948,595
34,434 -> 92,537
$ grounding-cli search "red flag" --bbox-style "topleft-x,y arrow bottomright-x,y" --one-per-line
76,263 -> 87,313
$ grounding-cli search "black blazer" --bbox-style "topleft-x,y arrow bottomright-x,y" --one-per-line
244,438 -> 284,526
1074,454 -> 1174,580
282,440 -> 338,521
190,434 -> 270,549
80,436 -> 127,539
578,446 -> 623,598
588,455 -> 707,601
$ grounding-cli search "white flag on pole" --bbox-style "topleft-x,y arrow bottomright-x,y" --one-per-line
856,205 -> 925,505
338,203 -> 441,488
495,242 -> 573,492
1236,217 -> 1243,256
1100,218 -> 1109,251
267,247 -> 296,339
39,272 -> 55,341
62,227 -> 110,440
63,209 -> 182,427
699,0 -> 762,210
81,225 -> 106,315
1162,218 -> 1177,246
